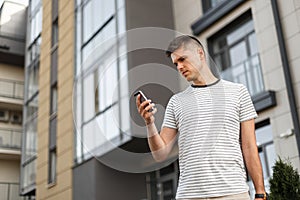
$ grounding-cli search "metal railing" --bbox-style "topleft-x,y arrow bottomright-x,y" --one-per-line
0,182 -> 24,200
0,78 -> 24,99
0,128 -> 22,150
221,53 -> 265,96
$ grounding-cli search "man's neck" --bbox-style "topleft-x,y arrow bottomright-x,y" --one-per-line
192,76 -> 219,86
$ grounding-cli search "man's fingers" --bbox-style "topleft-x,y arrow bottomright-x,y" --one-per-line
152,107 -> 157,114
139,100 -> 151,113
141,103 -> 155,116
136,94 -> 141,107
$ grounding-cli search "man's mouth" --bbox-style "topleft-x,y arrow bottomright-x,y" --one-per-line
182,71 -> 188,76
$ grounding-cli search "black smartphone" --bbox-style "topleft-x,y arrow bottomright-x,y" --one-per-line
134,90 -> 153,112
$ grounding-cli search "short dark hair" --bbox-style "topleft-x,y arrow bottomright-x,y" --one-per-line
166,35 -> 204,57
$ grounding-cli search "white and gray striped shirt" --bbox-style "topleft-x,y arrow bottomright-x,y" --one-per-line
162,79 -> 257,199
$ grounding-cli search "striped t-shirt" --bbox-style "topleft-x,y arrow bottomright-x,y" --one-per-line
162,79 -> 257,199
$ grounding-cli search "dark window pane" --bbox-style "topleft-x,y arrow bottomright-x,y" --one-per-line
49,117 -> 57,149
202,0 -> 229,13
48,150 -> 56,183
28,64 -> 39,98
50,86 -> 57,114
51,49 -> 58,85
52,20 -> 58,47
52,0 -> 58,21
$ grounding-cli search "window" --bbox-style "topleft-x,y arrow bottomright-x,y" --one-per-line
51,20 -> 58,47
21,0 -> 42,195
202,0 -> 229,13
75,0 -> 129,162
147,162 -> 179,200
208,12 -> 264,96
49,151 -> 56,183
48,117 -> 57,184
29,2 -> 42,44
48,0 -> 58,184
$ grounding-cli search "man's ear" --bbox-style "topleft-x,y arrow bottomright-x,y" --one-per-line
198,48 -> 205,60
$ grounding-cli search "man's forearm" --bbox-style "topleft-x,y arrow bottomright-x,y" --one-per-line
147,122 -> 168,161
243,146 -> 265,193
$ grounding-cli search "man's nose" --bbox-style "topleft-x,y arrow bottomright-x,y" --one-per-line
177,63 -> 184,71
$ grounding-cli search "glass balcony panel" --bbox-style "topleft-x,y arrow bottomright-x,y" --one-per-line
0,129 -> 22,149
0,79 -> 24,99
221,54 -> 264,96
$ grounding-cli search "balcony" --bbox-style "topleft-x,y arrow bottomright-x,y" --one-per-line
221,53 -> 276,112
0,182 -> 24,200
0,128 -> 22,150
221,53 -> 264,96
0,79 -> 24,100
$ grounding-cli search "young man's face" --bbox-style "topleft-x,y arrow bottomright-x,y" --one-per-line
170,46 -> 203,82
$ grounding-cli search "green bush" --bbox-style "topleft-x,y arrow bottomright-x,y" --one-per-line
269,157 -> 300,200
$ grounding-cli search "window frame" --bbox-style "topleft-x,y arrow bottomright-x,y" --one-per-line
207,11 -> 265,96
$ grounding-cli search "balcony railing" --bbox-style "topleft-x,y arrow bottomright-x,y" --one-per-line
0,128 -> 22,150
0,182 -> 24,200
0,78 -> 24,99
221,53 -> 265,96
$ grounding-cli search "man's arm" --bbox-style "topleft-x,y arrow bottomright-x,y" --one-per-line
241,119 -> 266,200
136,94 -> 178,162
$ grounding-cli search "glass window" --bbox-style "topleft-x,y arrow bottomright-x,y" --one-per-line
30,7 -> 42,44
49,117 -> 57,149
76,0 -> 128,162
22,160 -> 36,189
27,65 -> 39,99
52,0 -> 58,20
209,16 -> 264,96
83,73 -> 95,122
83,0 -> 115,43
93,0 -> 115,32
202,0 -> 228,13
26,96 -> 38,122
52,20 -> 58,46
51,49 -> 58,85
83,118 -> 106,156
75,9 -> 82,76
22,0 -> 42,195
25,118 -> 37,160
82,1 -> 93,42
48,150 -> 56,184
50,86 -> 57,115
105,106 -> 119,140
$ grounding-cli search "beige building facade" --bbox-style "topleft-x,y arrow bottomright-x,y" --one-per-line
18,0 -> 300,200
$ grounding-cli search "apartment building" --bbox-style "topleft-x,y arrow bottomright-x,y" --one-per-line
0,1 -> 27,199
18,0 -> 300,200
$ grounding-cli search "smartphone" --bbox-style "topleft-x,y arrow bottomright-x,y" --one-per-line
134,90 -> 154,112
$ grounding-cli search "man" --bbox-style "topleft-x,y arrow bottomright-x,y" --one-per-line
136,35 -> 267,200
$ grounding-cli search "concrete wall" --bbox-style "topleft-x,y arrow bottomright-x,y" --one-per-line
73,158 -> 147,200
0,63 -> 24,81
0,159 -> 20,182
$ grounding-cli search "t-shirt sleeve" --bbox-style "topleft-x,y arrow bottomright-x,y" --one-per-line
162,96 -> 178,129
239,85 -> 258,122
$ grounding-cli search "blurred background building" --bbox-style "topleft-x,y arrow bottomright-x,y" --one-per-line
0,0 -> 27,199
0,0 -> 299,199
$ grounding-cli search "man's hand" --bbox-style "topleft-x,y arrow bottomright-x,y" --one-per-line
136,94 -> 157,125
